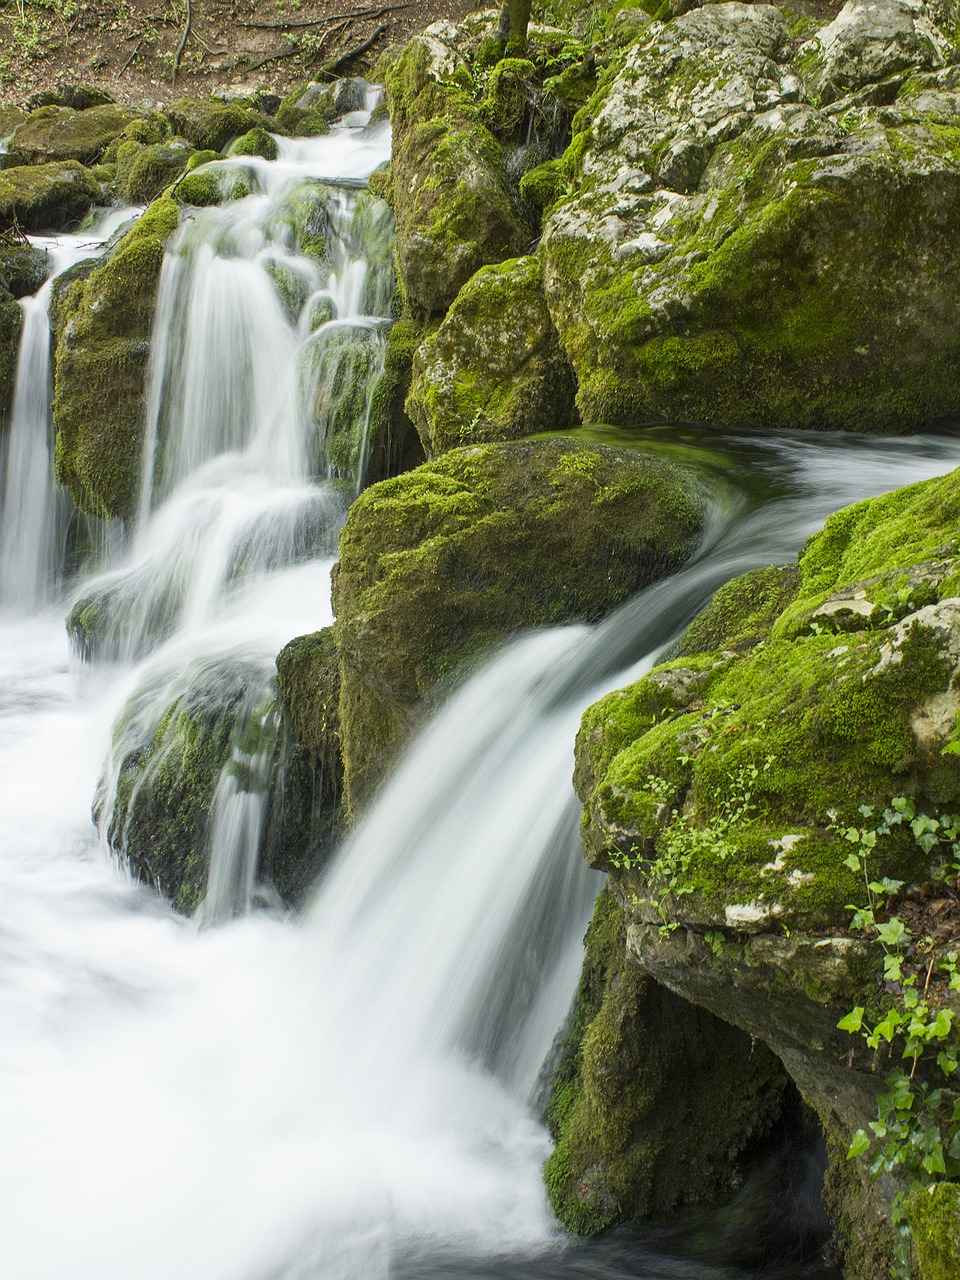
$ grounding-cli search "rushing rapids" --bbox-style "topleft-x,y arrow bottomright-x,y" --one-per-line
0,91 -> 959,1280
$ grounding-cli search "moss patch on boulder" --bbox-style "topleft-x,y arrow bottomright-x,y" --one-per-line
332,437 -> 704,813
545,887 -> 788,1235
384,33 -> 526,313
406,254 -> 578,453
164,96 -> 269,152
541,3 -> 960,432
906,1182 -> 960,1280
53,193 -> 180,520
0,161 -> 99,232
114,140 -> 194,204
5,103 -> 142,166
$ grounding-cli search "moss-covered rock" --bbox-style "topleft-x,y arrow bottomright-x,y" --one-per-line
227,126 -> 278,160
0,239 -> 48,299
0,161 -> 99,232
172,160 -> 256,207
272,628 -> 344,898
541,1 -> 960,432
906,1182 -> 960,1280
332,437 -> 704,813
406,254 -> 578,453
164,96 -> 269,153
53,194 -> 180,520
569,463 -> 960,1272
545,888 -> 789,1235
0,297 -> 21,428
0,105 -> 24,138
5,103 -> 142,167
114,140 -> 193,204
384,30 -> 526,313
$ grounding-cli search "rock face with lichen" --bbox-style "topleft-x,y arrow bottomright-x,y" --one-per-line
540,0 -> 960,432
553,466 -> 960,1277
331,437 -> 705,815
406,254 -> 577,453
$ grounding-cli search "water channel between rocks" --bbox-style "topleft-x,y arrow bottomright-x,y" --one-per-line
0,95 -> 958,1280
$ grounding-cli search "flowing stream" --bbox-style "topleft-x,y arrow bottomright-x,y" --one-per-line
0,98 -> 959,1280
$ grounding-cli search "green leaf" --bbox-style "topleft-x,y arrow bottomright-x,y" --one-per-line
847,1130 -> 871,1159
876,918 -> 908,947
838,1007 -> 865,1033
844,852 -> 862,872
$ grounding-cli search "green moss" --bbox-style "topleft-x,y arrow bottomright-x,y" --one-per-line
164,96 -> 268,152
776,469 -> 960,636
333,438 -> 703,811
384,39 -> 525,313
519,157 -> 569,212
53,193 -> 181,520
545,888 -> 787,1234
479,57 -> 536,134
271,628 -> 344,892
102,663 -> 258,913
406,254 -> 578,453
173,162 -> 254,207
680,565 -> 801,656
0,161 -> 99,232
905,1183 -> 960,1280
578,470 -> 960,934
227,126 -> 278,160
543,42 -> 960,431
5,103 -> 141,166
115,140 -> 193,204
0,298 -> 22,426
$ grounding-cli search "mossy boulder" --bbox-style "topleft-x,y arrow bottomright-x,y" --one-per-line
569,465 -> 960,1271
384,30 -> 526,313
164,96 -> 268,153
0,105 -> 24,138
906,1182 -> 960,1280
53,194 -> 181,520
98,656 -> 306,914
545,887 -> 788,1235
541,0 -> 960,432
5,103 -> 141,167
332,437 -> 704,813
273,628 -> 344,896
0,239 -> 48,299
406,254 -> 578,453
227,126 -> 278,160
0,161 -> 99,232
114,140 -> 194,204
172,161 -> 256,207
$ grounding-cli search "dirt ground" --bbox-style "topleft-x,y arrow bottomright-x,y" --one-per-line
0,0 -> 479,107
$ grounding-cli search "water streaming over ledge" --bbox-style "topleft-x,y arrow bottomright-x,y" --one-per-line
0,96 -> 959,1280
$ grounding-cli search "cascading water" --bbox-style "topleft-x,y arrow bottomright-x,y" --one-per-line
0,210 -> 140,611
2,93 -> 960,1280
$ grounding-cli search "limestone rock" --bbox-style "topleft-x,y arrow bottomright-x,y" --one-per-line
541,1 -> 960,432
53,194 -> 181,521
0,161 -> 99,232
384,30 -> 526,313
5,103 -> 141,167
406,254 -> 577,453
332,438 -> 705,813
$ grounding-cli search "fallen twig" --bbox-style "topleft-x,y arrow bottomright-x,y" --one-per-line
117,36 -> 144,76
322,21 -> 386,76
239,2 -> 411,30
171,0 -> 192,84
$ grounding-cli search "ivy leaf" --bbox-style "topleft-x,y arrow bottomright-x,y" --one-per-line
876,918 -> 908,948
847,1130 -> 871,1159
844,852 -> 862,872
838,1007 -> 865,1033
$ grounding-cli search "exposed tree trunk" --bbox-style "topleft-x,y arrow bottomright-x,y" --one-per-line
498,0 -> 531,52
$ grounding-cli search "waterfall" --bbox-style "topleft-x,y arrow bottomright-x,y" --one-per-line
0,210 -> 140,613
1,84 -> 960,1280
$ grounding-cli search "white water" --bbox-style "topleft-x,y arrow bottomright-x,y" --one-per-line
1,98 -> 960,1280
0,209 -> 141,610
